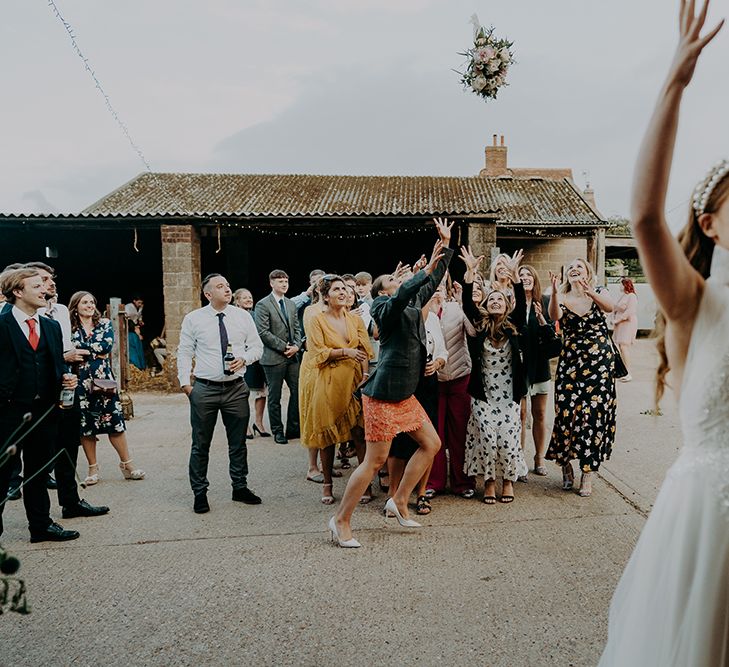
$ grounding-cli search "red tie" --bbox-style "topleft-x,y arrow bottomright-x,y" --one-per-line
26,318 -> 39,351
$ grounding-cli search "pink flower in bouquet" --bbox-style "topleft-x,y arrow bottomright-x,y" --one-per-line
474,46 -> 495,64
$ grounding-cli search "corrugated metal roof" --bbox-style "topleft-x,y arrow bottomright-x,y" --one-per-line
74,173 -> 604,226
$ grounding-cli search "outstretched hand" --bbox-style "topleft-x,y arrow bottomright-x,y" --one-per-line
393,261 -> 411,281
458,246 -> 485,283
434,217 -> 454,245
670,0 -> 724,88
412,254 -> 428,273
424,240 -> 446,275
548,270 -> 560,293
534,301 -> 547,326
503,249 -> 524,283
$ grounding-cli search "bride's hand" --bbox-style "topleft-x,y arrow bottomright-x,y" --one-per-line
669,0 -> 724,89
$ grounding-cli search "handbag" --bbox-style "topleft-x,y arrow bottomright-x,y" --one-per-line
610,339 -> 629,379
91,378 -> 118,394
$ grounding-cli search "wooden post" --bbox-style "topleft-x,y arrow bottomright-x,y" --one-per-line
109,298 -> 123,387
108,298 -> 134,420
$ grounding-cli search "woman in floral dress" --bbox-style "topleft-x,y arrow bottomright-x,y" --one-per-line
460,247 -> 529,504
547,259 -> 615,497
69,291 -> 145,485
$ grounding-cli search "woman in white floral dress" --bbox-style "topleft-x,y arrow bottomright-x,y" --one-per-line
460,248 -> 529,503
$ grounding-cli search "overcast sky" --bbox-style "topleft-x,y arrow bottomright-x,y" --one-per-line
3,0 -> 728,228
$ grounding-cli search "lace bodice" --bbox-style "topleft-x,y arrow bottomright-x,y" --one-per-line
671,278 -> 729,506
679,279 -> 729,444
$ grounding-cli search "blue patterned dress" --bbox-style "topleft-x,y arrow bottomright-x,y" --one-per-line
72,318 -> 126,436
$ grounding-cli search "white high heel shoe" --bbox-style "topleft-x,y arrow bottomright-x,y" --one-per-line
328,517 -> 361,548
384,498 -> 421,528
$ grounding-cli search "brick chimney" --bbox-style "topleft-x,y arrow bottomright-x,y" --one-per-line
480,134 -> 509,177
582,185 -> 597,210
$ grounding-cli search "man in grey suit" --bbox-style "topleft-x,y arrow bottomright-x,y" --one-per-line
254,269 -> 301,444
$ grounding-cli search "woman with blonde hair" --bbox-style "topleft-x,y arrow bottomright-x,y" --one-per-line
489,253 -> 515,303
546,257 -> 615,497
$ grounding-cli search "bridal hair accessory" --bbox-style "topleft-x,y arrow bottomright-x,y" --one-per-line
692,159 -> 729,215
457,14 -> 515,102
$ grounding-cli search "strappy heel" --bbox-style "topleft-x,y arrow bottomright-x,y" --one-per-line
579,471 -> 594,497
562,463 -> 575,490
321,483 -> 335,505
119,460 -> 145,480
84,463 -> 100,486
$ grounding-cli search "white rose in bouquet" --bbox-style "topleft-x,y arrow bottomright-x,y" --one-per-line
499,47 -> 511,62
471,74 -> 488,92
487,59 -> 501,73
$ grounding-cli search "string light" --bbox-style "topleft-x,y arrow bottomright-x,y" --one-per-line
46,0 -> 205,228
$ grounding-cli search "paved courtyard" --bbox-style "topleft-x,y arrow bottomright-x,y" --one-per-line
0,340 -> 680,666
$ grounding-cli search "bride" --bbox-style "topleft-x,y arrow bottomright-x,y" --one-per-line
599,2 -> 728,665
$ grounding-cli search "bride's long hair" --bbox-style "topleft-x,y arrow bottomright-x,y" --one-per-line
655,174 -> 729,407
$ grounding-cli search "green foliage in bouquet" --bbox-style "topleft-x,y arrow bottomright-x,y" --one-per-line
458,24 -> 515,102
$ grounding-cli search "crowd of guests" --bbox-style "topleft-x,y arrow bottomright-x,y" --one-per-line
0,221 -> 640,545
0,261 -> 145,544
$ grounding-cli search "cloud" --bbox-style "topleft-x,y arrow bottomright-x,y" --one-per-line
21,190 -> 60,214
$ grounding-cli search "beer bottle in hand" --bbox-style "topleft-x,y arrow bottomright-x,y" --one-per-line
224,344 -> 235,375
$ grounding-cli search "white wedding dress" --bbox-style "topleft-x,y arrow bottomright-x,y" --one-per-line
599,255 -> 729,665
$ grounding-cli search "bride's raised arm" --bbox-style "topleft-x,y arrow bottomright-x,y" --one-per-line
631,0 -> 723,322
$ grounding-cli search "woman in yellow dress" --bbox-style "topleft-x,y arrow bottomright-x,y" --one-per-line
300,275 -> 372,504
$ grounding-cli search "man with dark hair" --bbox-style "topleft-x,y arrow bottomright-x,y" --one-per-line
178,273 -> 264,513
0,268 -> 80,542
25,262 -> 109,519
254,269 -> 302,444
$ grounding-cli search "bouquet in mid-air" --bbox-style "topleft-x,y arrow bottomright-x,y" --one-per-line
458,14 -> 515,102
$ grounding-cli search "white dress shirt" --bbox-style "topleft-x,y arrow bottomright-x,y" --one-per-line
177,304 -> 264,386
38,302 -> 73,352
12,306 -> 41,342
125,302 -> 143,324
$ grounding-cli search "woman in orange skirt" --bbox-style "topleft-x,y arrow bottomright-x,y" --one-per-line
330,218 -> 454,547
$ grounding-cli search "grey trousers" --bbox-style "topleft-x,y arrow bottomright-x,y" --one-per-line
262,360 -> 300,437
188,380 -> 250,495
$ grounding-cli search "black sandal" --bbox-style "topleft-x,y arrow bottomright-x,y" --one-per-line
482,495 -> 496,505
416,496 -> 432,515
500,495 -> 514,504
378,469 -> 390,492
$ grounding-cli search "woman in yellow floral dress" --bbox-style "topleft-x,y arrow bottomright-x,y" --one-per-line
546,259 -> 616,498
300,275 -> 372,504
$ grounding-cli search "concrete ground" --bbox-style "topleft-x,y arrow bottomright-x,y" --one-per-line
1,340 -> 678,667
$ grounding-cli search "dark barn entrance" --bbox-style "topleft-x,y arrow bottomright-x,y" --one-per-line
199,220 -> 468,300
0,224 -> 165,338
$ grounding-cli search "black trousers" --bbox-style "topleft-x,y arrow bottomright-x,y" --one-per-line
54,404 -> 82,508
188,380 -> 250,495
6,403 -> 82,508
0,401 -> 59,536
262,360 -> 300,437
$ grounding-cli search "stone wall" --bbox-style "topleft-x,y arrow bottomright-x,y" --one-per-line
467,222 -> 498,266
161,224 -> 201,385
517,237 -> 589,283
